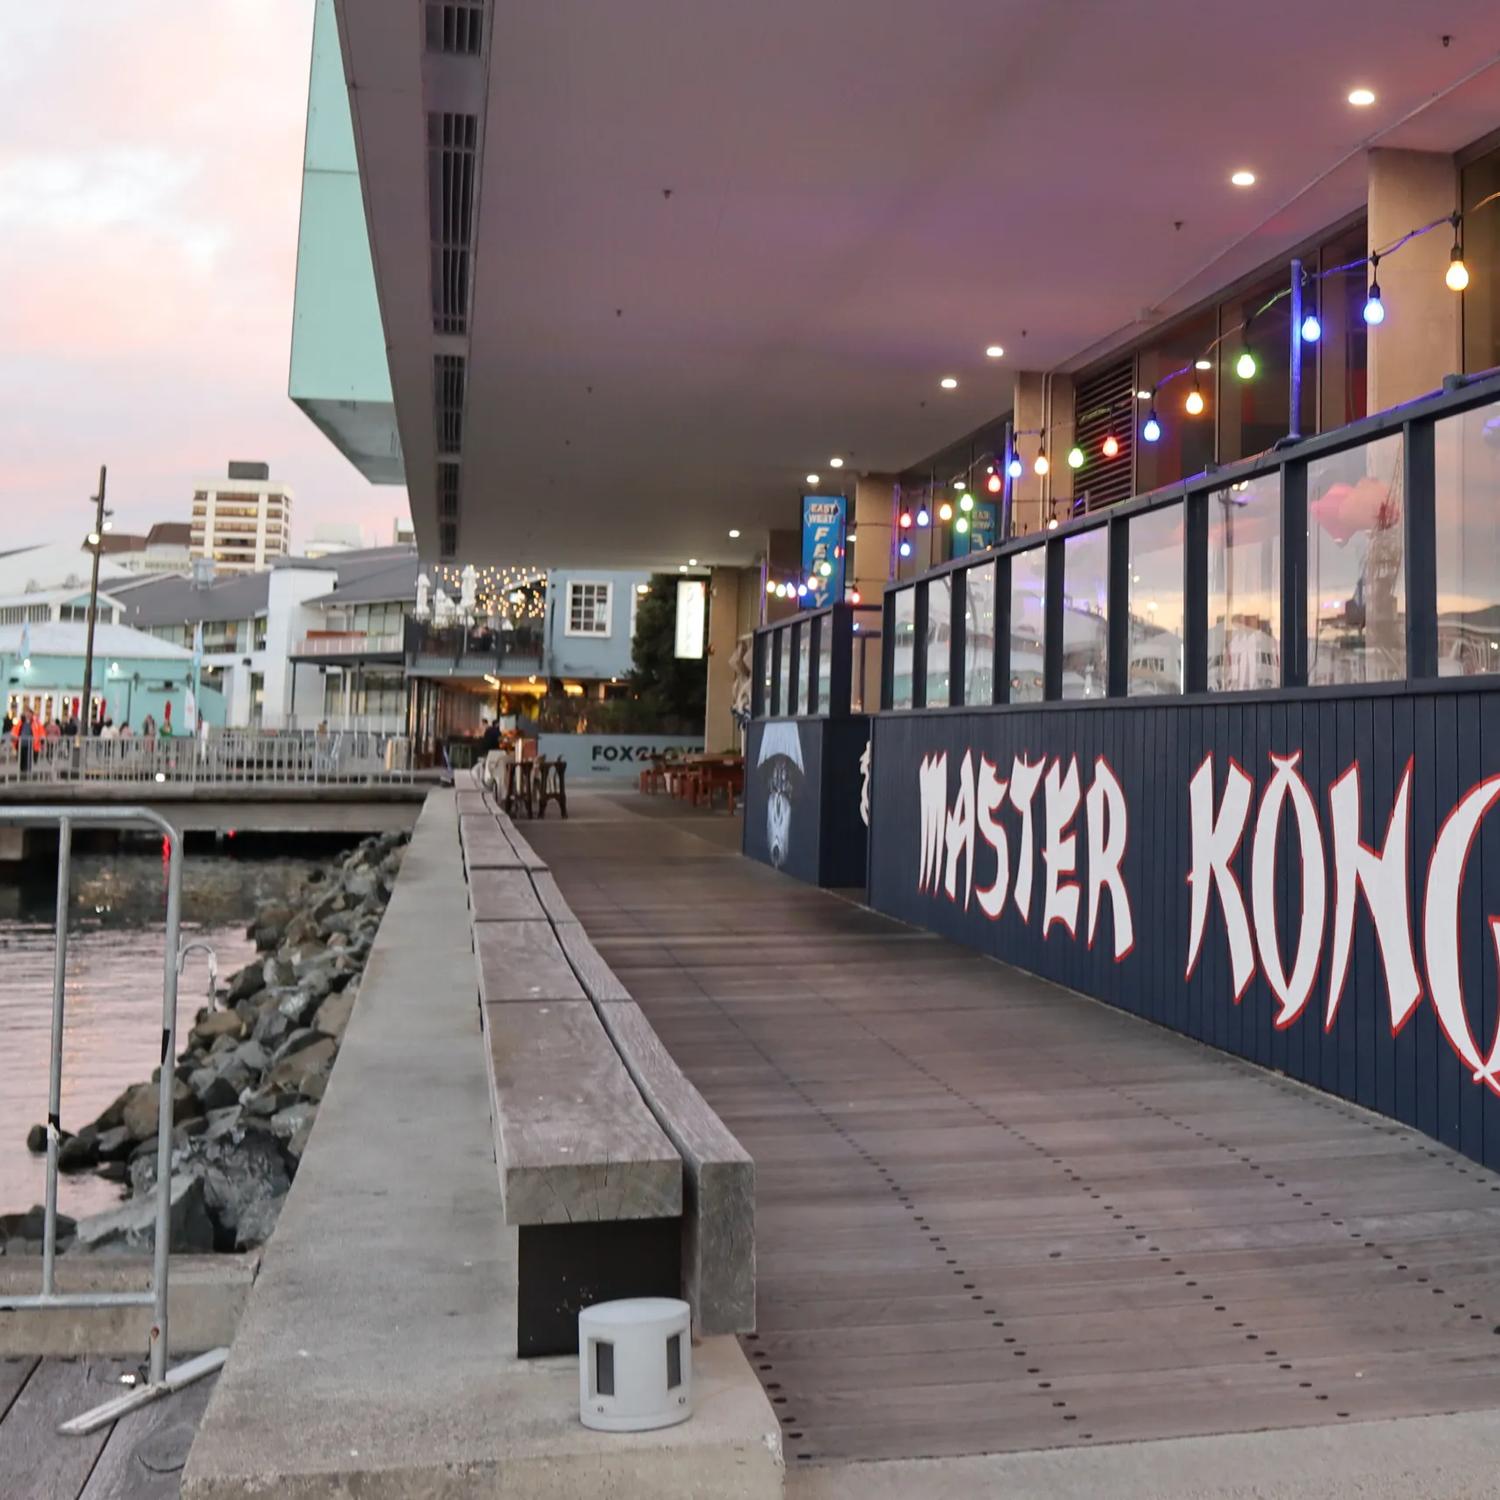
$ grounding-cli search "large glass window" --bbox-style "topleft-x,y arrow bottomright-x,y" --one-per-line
1435,399 -> 1500,676
797,623 -> 812,715
1218,274 -> 1315,464
760,632 -> 773,715
1462,146 -> 1500,376
1136,308 -> 1218,495
776,627 -> 791,714
1061,528 -> 1108,698
1317,222 -> 1369,428
891,589 -> 916,710
963,562 -> 996,705
1307,433 -> 1406,684
925,576 -> 952,707
1208,475 -> 1281,691
1009,546 -> 1047,702
816,615 -> 832,715
1128,503 -> 1185,695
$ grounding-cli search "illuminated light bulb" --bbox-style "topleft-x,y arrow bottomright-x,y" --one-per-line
1230,169 -> 1256,187
807,576 -> 818,590
1102,434 -> 1120,459
1300,313 -> 1321,342
679,563 -> 689,573
940,376 -> 958,389
1185,383 -> 1205,416
960,493 -> 974,512
1195,358 -> 1212,371
1447,247 -> 1470,292
1235,348 -> 1257,380
916,507 -> 931,527
938,501 -> 954,522
1007,455 -> 1023,479
797,583 -> 808,597
1047,518 -> 1059,530
729,528 -> 741,538
1142,410 -> 1162,443
1034,452 -> 1050,476
1363,282 -> 1384,325
899,539 -> 912,558
806,473 -> 820,485
987,471 -> 1002,493
819,560 -> 833,577
985,344 -> 1004,358
1067,445 -> 1085,470
899,510 -> 912,529
1348,87 -> 1375,107
850,588 -> 861,604
955,478 -> 967,492
765,579 -> 777,594
829,456 -> 844,468
955,516 -> 970,535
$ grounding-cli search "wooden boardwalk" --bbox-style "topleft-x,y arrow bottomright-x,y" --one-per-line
0,1356 -> 215,1499
529,792 -> 1500,1471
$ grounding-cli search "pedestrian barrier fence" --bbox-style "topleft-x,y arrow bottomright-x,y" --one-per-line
0,806 -> 227,1433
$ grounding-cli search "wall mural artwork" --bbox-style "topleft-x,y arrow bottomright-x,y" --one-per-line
868,691 -> 1500,1172
757,721 -> 805,870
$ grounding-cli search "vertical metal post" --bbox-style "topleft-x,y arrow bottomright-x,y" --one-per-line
1000,420 -> 1015,541
150,830 -> 184,1386
80,465 -> 108,738
42,817 -> 73,1296
1288,259 -> 1304,443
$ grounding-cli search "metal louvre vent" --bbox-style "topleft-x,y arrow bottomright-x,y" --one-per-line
439,522 -> 458,559
1072,358 -> 1136,514
428,113 -> 478,335
437,461 -> 460,522
434,354 -> 466,454
425,1 -> 485,55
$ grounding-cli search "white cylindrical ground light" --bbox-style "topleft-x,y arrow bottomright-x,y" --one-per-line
578,1297 -> 693,1432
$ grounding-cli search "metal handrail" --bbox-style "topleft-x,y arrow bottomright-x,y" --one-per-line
0,806 -> 185,1389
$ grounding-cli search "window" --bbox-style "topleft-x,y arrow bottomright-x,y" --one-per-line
963,561 -> 996,705
1208,475 -> 1281,690
1218,276 -> 1315,465
1135,309 -> 1217,496
565,580 -> 612,637
891,589 -> 916,710
776,627 -> 792,714
815,616 -> 832,715
1435,398 -> 1500,676
1307,433 -> 1405,684
797,623 -> 812,715
925,576 -> 952,707
1128,504 -> 1185,695
760,633 -> 773,715
1009,547 -> 1047,702
1061,528 -> 1108,698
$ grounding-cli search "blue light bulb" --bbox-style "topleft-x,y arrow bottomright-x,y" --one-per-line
1300,313 -> 1321,342
916,507 -> 930,527
1142,411 -> 1162,443
1006,456 -> 1023,479
1363,284 -> 1384,325
898,539 -> 912,558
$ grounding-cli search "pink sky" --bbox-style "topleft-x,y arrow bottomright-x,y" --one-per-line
0,2 -> 409,550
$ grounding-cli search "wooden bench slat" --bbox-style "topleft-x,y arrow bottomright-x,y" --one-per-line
493,811 -> 548,871
553,920 -> 632,1002
592,998 -> 756,1334
482,1000 -> 681,1225
469,868 -> 546,922
473,920 -> 587,1003
460,814 -> 525,872
528,870 -> 577,927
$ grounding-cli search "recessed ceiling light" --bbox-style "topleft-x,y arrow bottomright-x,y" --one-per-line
688,558 -> 699,566
728,528 -> 741,539
806,472 -> 820,485
1136,389 -> 1152,400
940,376 -> 958,389
678,564 -> 688,573
985,345 -> 1004,359
1348,87 -> 1376,107
1230,169 -> 1256,187
829,456 -> 844,468
1195,359 -> 1212,370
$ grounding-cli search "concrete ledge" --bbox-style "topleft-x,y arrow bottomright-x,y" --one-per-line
183,790 -> 782,1499
0,1253 -> 258,1356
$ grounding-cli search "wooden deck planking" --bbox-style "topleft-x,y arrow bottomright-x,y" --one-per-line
528,792 -> 1500,1469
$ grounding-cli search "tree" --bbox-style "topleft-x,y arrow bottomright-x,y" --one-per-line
629,575 -> 706,731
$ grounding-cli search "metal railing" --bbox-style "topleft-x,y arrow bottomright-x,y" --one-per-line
0,729 -> 415,786
0,807 -> 209,1399
294,632 -> 406,656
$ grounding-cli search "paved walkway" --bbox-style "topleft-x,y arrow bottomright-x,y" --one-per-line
529,791 -> 1500,1490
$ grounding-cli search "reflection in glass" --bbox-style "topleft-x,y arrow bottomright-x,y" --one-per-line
851,606 -> 882,712
760,632 -> 773,715
1128,504 -> 1184,695
926,577 -> 952,707
964,562 -> 996,706
777,627 -> 791,715
1061,528 -> 1108,698
1307,434 -> 1405,684
1010,546 -> 1047,702
797,623 -> 812,716
1208,475 -> 1281,690
816,615 -> 833,715
891,589 -> 916,709
1435,399 -> 1500,676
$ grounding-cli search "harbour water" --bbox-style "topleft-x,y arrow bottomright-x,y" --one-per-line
0,848 -> 323,1222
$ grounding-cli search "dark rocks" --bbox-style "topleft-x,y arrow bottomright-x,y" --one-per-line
0,1205 -> 76,1242
25,1123 -> 50,1154
58,1125 -> 101,1172
251,902 -> 294,951
225,959 -> 265,1004
190,1010 -> 247,1049
73,1174 -> 214,1255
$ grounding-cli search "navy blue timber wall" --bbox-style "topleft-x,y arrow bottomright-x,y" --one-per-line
868,686 -> 1500,1173
746,717 -> 869,887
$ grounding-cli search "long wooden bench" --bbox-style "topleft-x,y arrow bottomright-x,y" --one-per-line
456,782 -> 756,1348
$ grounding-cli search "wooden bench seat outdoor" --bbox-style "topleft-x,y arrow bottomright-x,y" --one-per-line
459,812 -> 525,873
473,918 -> 586,1003
467,867 -> 546,922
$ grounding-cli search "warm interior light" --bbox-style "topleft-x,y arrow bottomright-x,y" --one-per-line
765,579 -> 777,594
1034,453 -> 1050,476
938,501 -> 953,522
985,345 -> 1004,358
1185,384 -> 1205,416
1230,169 -> 1256,187
1447,247 -> 1470,292
940,376 -> 958,389
1348,87 -> 1376,107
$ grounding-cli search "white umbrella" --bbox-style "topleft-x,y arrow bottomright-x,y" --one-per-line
414,572 -> 431,621
459,564 -> 478,617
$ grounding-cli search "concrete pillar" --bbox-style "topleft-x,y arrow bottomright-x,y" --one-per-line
704,565 -> 744,751
852,474 -> 897,604
1011,372 -> 1076,537
1367,148 -> 1460,411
